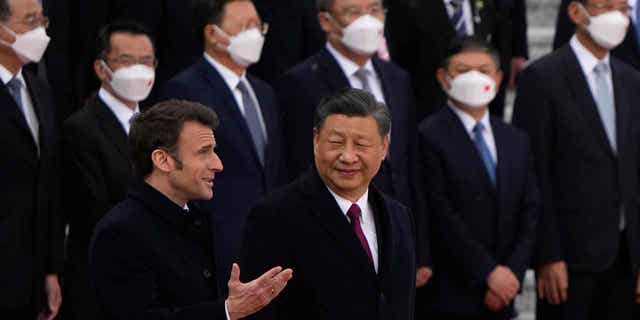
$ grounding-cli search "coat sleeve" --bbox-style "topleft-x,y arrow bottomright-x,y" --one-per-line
512,66 -> 563,267
90,224 -> 228,320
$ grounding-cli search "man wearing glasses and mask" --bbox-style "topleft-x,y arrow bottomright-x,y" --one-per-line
0,0 -> 63,319
159,0 -> 288,296
514,0 -> 640,319
61,20 -> 157,320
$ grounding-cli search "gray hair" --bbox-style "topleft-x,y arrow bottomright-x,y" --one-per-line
313,88 -> 391,138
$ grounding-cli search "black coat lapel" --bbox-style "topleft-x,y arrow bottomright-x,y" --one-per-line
611,59 -> 630,161
92,96 -> 129,159
444,107 -> 496,191
300,169 -> 379,280
562,46 -> 616,158
316,48 -> 352,92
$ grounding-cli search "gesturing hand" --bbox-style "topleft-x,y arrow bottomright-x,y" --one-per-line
226,263 -> 293,320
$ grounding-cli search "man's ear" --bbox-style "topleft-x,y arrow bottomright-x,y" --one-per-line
151,149 -> 174,174
436,67 -> 451,91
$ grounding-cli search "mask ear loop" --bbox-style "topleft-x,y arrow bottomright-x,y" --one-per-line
211,25 -> 232,51
99,60 -> 116,82
0,24 -> 17,47
322,12 -> 346,39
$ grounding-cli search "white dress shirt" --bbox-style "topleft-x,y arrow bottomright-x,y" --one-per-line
327,187 -> 379,273
629,0 -> 638,24
204,52 -> 268,139
569,35 -> 614,105
99,87 -> 139,135
326,43 -> 386,104
449,103 -> 497,164
443,0 -> 475,35
0,64 -> 39,151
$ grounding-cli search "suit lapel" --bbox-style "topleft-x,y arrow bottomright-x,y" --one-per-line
562,46 -> 616,158
444,107 -> 496,191
196,58 -> 263,168
301,169 -> 379,280
316,48 -> 352,92
369,186 -> 393,299
92,96 -> 129,160
611,59 -> 630,161
491,119 -> 511,247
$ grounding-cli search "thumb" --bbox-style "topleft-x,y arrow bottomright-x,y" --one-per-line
230,263 -> 240,283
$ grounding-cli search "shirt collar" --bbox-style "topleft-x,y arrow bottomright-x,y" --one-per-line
98,87 -> 139,133
326,42 -> 375,78
326,186 -> 370,218
203,52 -> 246,90
570,35 -> 611,75
448,101 -> 492,136
0,64 -> 25,85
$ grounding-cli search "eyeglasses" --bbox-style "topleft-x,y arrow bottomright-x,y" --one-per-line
14,15 -> 49,29
586,2 -> 630,12
334,4 -> 386,22
240,22 -> 269,35
105,55 -> 158,68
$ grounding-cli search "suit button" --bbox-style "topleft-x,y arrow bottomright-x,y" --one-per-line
194,219 -> 203,227
203,269 -> 212,279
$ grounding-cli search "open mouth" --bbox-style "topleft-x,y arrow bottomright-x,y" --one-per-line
203,178 -> 214,188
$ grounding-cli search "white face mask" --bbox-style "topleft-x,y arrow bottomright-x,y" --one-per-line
580,5 -> 629,49
101,61 -> 155,102
215,26 -> 265,67
0,25 -> 50,63
446,70 -> 496,108
329,14 -> 384,55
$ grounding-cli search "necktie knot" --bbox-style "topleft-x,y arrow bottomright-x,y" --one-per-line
347,204 -> 362,224
594,62 -> 609,75
7,77 -> 22,92
473,122 -> 485,134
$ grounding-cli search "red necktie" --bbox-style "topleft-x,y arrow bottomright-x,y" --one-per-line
347,204 -> 374,266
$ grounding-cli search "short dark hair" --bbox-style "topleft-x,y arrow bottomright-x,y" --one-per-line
0,0 -> 10,22
129,100 -> 220,178
95,20 -> 156,60
193,0 -> 252,43
441,36 -> 501,70
314,88 -> 391,137
316,0 -> 335,12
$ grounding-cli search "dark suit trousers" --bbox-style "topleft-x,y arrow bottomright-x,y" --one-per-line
427,310 -> 511,320
537,234 -> 634,320
0,305 -> 34,318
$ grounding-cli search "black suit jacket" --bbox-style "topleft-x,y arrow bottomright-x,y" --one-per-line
0,68 -> 63,310
552,0 -> 640,70
90,182 -> 226,320
276,48 -> 419,212
418,107 -> 539,316
249,0 -> 324,84
386,0 -> 528,120
512,45 -> 640,273
62,94 -> 133,319
240,168 -> 416,320
158,57 -> 288,293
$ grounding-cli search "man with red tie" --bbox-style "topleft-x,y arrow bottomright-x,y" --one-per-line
239,88 -> 416,320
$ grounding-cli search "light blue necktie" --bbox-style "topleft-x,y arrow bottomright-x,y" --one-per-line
593,62 -> 617,153
635,4 -> 640,47
237,80 -> 267,166
472,122 -> 496,186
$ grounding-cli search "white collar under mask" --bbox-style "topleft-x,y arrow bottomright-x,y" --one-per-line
214,25 -> 265,67
578,4 -> 629,49
101,61 -> 155,102
326,13 -> 384,56
446,70 -> 497,108
0,25 -> 50,63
